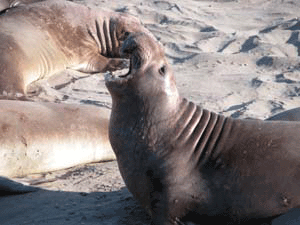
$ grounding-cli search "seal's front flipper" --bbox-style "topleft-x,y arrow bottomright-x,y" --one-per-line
71,54 -> 129,74
0,177 -> 39,196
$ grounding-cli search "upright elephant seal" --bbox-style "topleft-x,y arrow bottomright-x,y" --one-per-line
105,33 -> 300,225
0,0 -> 152,96
0,100 -> 115,178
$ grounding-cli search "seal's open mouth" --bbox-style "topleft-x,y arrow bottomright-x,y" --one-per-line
105,32 -> 145,85
105,52 -> 136,84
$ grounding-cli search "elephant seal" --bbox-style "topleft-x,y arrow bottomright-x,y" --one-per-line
0,0 -> 152,96
0,100 -> 115,178
105,33 -> 300,225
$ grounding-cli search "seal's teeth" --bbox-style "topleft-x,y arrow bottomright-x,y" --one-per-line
110,67 -> 130,78
104,69 -> 133,84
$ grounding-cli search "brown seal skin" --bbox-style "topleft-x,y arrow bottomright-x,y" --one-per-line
0,0 -> 152,96
105,33 -> 300,225
0,100 -> 115,178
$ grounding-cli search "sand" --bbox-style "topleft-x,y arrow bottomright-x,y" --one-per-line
2,0 -> 300,224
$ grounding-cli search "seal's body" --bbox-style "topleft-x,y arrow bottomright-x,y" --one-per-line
0,0 -> 151,95
105,33 -> 300,225
0,100 -> 115,178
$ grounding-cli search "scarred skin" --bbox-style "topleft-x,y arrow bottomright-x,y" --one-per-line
105,33 -> 300,225
0,0 -> 152,96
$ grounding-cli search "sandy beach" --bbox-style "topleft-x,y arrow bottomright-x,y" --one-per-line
2,0 -> 300,224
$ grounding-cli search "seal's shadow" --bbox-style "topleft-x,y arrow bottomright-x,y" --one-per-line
0,186 -> 151,225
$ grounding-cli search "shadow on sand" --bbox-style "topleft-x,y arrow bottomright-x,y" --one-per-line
0,177 -> 150,225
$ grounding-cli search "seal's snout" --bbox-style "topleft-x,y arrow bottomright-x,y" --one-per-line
121,32 -> 147,71
120,33 -> 139,58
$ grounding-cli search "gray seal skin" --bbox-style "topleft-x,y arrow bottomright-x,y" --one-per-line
0,0 -> 152,96
105,33 -> 300,225
0,100 -> 115,178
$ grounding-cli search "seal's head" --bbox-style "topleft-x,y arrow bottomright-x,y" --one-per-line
111,15 -> 156,57
105,32 -> 179,112
113,14 -> 146,40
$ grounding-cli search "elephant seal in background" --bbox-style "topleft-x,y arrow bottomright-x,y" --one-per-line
0,100 -> 115,178
0,0 -> 11,11
0,0 -> 152,96
105,33 -> 300,225
0,0 -> 44,12
266,108 -> 300,121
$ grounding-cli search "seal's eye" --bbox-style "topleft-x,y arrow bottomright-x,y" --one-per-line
159,65 -> 166,76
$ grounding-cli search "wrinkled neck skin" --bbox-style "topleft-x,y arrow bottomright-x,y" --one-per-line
169,98 -> 229,168
87,11 -> 149,59
110,87 -> 228,164
86,12 -> 122,58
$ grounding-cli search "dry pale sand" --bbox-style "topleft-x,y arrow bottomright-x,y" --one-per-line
2,0 -> 300,224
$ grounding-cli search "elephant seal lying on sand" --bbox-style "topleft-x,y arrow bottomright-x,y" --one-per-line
0,0 -> 152,96
105,33 -> 300,225
0,100 -> 115,178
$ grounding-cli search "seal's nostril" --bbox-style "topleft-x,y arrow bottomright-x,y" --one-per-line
159,65 -> 166,76
132,54 -> 141,69
124,31 -> 130,38
121,38 -> 138,57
